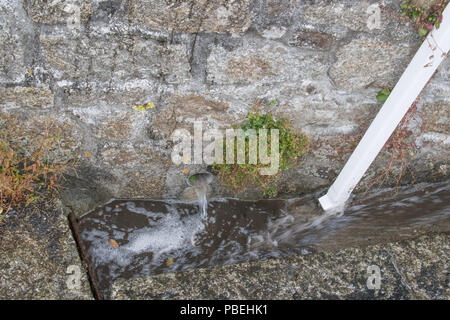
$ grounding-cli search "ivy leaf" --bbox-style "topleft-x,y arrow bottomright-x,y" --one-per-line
376,88 -> 391,102
419,27 -> 428,37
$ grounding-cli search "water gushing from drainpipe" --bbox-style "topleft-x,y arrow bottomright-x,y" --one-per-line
319,3 -> 450,211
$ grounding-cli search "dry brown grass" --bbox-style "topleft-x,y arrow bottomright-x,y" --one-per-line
0,115 -> 68,221
360,98 -> 423,199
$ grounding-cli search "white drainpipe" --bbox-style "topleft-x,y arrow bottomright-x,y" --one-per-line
319,4 -> 450,212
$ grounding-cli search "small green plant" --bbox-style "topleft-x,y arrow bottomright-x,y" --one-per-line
376,88 -> 392,102
212,106 -> 310,198
400,0 -> 448,37
262,184 -> 277,198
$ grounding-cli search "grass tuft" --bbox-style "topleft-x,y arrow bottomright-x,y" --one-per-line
212,103 -> 309,198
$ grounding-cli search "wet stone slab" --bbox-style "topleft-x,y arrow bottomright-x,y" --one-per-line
0,203 -> 93,300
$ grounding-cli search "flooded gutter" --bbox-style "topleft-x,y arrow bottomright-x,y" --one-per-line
68,212 -> 104,300
319,4 -> 450,211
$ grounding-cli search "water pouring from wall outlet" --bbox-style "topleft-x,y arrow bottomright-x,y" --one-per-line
187,172 -> 214,220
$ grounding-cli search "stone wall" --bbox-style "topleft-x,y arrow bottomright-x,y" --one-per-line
1,0 -> 449,214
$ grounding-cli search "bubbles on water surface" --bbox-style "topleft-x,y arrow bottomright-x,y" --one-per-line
126,209 -> 204,258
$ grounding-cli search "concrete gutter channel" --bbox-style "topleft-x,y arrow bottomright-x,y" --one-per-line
67,210 -> 450,300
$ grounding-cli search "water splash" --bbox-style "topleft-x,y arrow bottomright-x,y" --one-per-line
196,189 -> 208,219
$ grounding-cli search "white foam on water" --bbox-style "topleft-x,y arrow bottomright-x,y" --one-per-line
82,204 -> 206,275
84,229 -> 135,270
125,209 -> 204,258
125,201 -> 166,217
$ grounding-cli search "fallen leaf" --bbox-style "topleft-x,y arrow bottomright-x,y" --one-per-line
166,257 -> 174,267
85,152 -> 91,158
109,239 -> 119,248
183,168 -> 189,174
182,155 -> 190,163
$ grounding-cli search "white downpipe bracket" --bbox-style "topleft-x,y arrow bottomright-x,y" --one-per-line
319,4 -> 450,212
